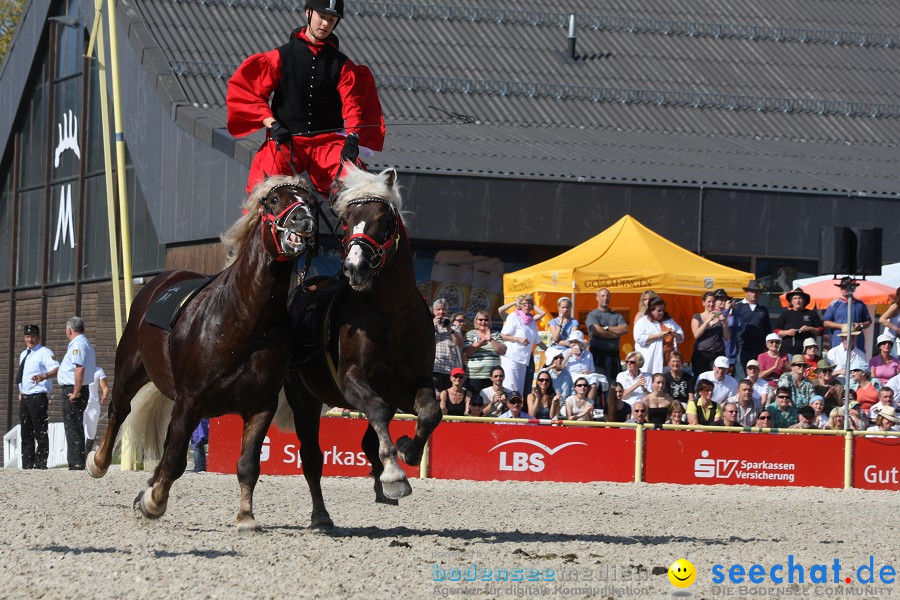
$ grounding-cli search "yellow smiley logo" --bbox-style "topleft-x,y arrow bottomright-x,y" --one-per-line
668,559 -> 696,588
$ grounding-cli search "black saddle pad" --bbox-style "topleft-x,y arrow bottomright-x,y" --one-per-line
145,277 -> 215,331
288,276 -> 349,368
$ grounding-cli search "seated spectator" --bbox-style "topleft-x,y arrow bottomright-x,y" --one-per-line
755,408 -> 774,429
667,401 -> 686,425
663,351 -> 694,407
866,405 -> 900,435
548,297 -> 578,351
744,359 -> 770,405
687,379 -> 721,426
848,395 -> 869,430
616,351 -> 651,407
543,348 -> 574,401
643,373 -> 676,427
463,310 -> 507,395
822,407 -> 845,430
627,400 -> 649,424
813,359 -> 844,411
480,366 -> 512,417
809,395 -> 828,428
528,369 -> 561,420
712,401 -> 740,428
466,396 -> 485,417
564,377 -> 594,421
849,366 -> 882,413
606,381 -> 632,423
790,405 -> 818,429
826,325 -> 868,380
801,338 -> 821,380
498,391 -> 533,420
869,387 -> 897,422
767,386 -> 799,428
696,356 -> 738,404
758,333 -> 790,381
439,367 -> 472,416
730,378 -> 762,427
887,371 -> 900,400
562,330 -> 607,402
870,333 -> 900,384
634,297 -> 684,375
777,355 -> 816,407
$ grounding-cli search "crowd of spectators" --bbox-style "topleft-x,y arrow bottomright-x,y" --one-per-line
431,279 -> 900,433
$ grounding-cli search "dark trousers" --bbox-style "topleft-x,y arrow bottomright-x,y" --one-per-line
61,385 -> 89,469
20,393 -> 49,469
592,348 -> 621,380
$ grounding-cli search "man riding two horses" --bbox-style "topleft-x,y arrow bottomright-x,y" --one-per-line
227,0 -> 386,196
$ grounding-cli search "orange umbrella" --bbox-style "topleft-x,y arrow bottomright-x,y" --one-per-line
780,279 -> 896,309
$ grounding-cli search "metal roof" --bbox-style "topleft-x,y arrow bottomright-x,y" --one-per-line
118,0 -> 900,196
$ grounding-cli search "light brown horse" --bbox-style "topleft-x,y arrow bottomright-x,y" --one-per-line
279,165 -> 442,529
87,176 -> 318,532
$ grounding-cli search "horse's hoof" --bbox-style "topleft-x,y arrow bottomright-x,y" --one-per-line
375,494 -> 399,506
381,478 -> 412,500
310,514 -> 335,531
395,436 -> 419,466
133,487 -> 166,520
85,451 -> 108,479
236,518 -> 261,535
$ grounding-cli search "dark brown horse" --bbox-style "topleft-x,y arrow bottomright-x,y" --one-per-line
87,175 -> 318,532
278,164 -> 442,529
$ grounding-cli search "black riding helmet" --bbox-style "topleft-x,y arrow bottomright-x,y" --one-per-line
305,0 -> 344,18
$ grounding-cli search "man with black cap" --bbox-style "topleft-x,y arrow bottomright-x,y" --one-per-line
227,0 -> 385,195
773,287 -> 824,357
17,324 -> 59,469
789,404 -> 818,429
732,280 -> 772,381
823,276 -> 871,353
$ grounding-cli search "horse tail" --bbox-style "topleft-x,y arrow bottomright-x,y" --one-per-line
272,387 -> 296,434
118,382 -> 173,471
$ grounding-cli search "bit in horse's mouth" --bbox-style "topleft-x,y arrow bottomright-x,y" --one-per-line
283,231 -> 307,254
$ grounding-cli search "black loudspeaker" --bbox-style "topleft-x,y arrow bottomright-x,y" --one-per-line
854,227 -> 883,276
820,227 -> 856,275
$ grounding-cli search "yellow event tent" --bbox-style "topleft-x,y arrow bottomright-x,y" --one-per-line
503,215 -> 755,362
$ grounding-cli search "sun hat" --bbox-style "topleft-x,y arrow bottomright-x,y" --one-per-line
837,324 -> 861,337
785,288 -> 811,306
877,333 -> 894,346
543,348 -> 562,366
567,330 -> 586,345
803,338 -> 819,348
879,406 -> 900,423
816,359 -> 835,372
790,355 -> 806,366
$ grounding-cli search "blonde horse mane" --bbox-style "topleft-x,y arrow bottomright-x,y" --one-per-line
332,164 -> 405,223
221,175 -> 312,267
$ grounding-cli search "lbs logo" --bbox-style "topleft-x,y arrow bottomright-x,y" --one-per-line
489,439 -> 587,473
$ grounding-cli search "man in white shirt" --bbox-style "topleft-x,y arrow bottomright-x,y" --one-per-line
697,356 -> 738,404
825,325 -> 868,380
17,324 -> 59,469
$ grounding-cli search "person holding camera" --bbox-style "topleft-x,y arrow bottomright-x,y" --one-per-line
432,298 -> 463,395
690,291 -> 730,376
226,0 -> 385,196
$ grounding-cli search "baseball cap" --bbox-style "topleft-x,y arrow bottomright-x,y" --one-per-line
746,359 -> 760,369
766,333 -> 782,342
713,356 -> 729,369
450,367 -> 466,378
798,405 -> 815,419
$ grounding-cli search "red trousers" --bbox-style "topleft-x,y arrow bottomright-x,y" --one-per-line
247,134 -> 358,196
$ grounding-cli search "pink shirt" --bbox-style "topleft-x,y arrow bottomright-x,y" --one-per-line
757,351 -> 789,381
870,355 -> 900,384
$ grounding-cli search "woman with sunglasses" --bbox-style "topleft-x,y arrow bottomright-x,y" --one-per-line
463,310 -> 507,395
755,409 -> 774,429
528,369 -> 561,420
565,377 -> 594,421
869,333 -> 900,384
439,368 -> 473,417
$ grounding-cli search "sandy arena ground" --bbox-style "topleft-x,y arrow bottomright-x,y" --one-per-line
1,468 -> 898,599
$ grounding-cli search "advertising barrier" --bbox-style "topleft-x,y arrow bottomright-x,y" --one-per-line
428,421 -> 635,483
853,435 -> 900,490
207,415 -> 418,477
207,416 -> 900,491
643,429 -> 844,489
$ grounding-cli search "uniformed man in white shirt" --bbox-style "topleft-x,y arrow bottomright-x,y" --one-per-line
44,317 -> 97,470
17,324 -> 59,469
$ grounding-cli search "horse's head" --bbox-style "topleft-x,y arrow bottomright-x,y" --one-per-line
257,179 -> 318,260
332,165 -> 404,291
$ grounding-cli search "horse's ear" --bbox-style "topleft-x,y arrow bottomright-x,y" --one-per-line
384,168 -> 397,188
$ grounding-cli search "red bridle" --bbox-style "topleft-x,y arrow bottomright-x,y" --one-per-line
259,184 -> 316,261
341,197 -> 404,273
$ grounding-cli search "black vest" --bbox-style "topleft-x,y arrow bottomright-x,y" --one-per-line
695,400 -> 719,426
272,30 -> 346,135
